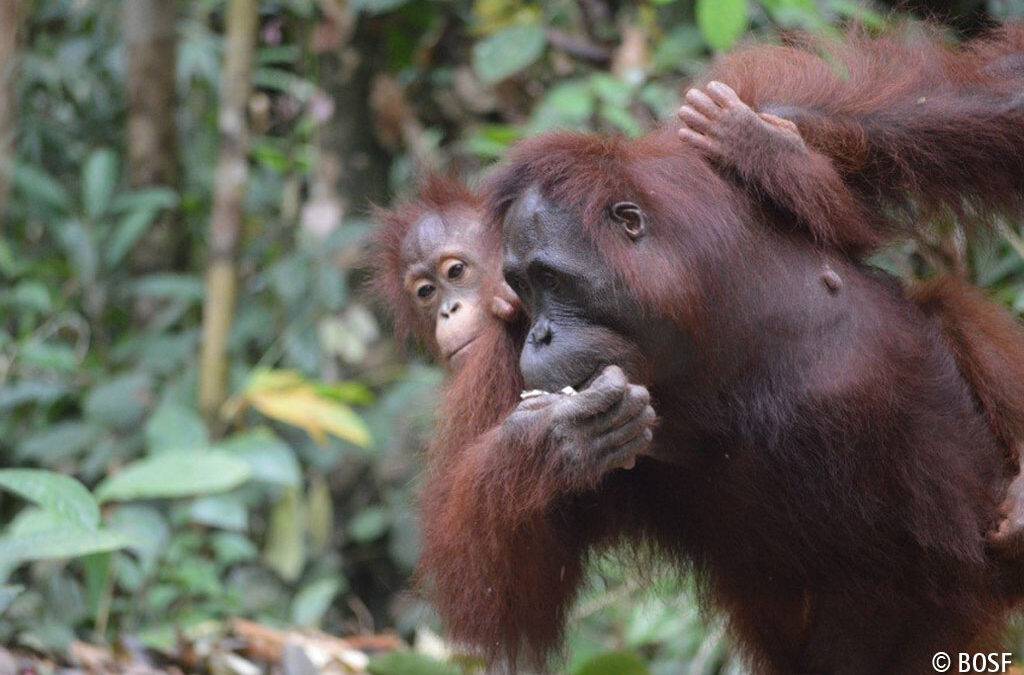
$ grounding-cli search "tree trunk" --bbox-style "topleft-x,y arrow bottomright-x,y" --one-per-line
317,16 -> 390,219
123,0 -> 182,272
198,0 -> 258,429
0,0 -> 21,223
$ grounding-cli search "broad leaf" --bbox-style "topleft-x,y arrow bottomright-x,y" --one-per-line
16,421 -> 103,463
12,163 -> 70,212
351,0 -> 411,14
84,372 -> 153,430
106,208 -> 160,267
368,653 -> 459,675
130,274 -> 205,302
95,451 -> 251,503
0,527 -> 130,571
241,370 -> 372,447
0,469 -> 99,530
110,187 -> 178,214
348,506 -> 389,543
291,577 -> 342,627
573,651 -> 650,675
696,0 -> 748,52
82,148 -> 118,219
189,493 -> 248,530
105,505 -> 169,574
145,400 -> 209,453
472,24 -> 547,85
263,487 -> 305,582
216,429 -> 301,487
0,585 -> 23,614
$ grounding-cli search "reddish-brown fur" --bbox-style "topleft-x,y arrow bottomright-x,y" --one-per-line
370,175 -> 485,352
416,24 -> 1024,674
702,22 -> 1024,253
371,177 -> 577,663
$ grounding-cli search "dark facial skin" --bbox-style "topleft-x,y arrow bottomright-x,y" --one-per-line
502,185 -> 676,392
401,209 -> 491,368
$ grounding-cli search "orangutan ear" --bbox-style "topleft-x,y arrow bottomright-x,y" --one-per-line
610,201 -> 646,241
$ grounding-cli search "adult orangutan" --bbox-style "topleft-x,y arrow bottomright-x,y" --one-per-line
417,23 -> 1024,674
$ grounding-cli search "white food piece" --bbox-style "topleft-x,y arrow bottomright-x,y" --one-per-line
520,386 -> 579,400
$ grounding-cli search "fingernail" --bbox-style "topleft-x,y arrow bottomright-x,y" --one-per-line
622,456 -> 636,470
644,428 -> 653,441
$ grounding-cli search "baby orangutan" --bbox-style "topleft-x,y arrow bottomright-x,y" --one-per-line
371,175 -> 518,369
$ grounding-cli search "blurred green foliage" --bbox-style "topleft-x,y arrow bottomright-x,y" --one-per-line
4,0 -> 1024,672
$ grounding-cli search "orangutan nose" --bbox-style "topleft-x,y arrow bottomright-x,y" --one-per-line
440,300 -> 461,320
529,318 -> 553,347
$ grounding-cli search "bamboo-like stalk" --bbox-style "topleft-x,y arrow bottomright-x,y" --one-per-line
198,0 -> 258,430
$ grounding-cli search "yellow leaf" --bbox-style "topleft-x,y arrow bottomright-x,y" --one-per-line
242,370 -> 372,448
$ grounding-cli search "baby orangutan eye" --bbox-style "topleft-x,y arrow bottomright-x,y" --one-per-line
441,258 -> 467,281
415,281 -> 436,301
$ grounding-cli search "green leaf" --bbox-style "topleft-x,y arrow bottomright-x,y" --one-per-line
827,0 -> 887,29
291,577 -> 342,628
652,25 -> 704,73
95,451 -> 251,503
106,505 -> 169,574
472,24 -> 547,85
368,653 -> 460,675
315,381 -> 375,406
0,469 -> 99,530
18,342 -> 78,373
591,74 -> 633,108
106,208 -> 159,267
110,187 -> 179,214
696,0 -> 748,52
8,281 -> 52,313
7,507 -> 66,536
0,585 -> 23,614
531,80 -> 594,132
145,401 -> 209,453
465,124 -> 522,159
348,506 -> 389,543
351,0 -> 410,14
263,487 -> 305,582
216,428 -> 301,487
130,274 -> 205,302
210,532 -> 258,566
761,0 -> 822,29
599,105 -> 643,138
0,380 -> 68,410
82,148 -> 118,219
189,494 -> 248,530
573,651 -> 650,675
12,163 -> 70,212
82,551 -> 113,617
16,422 -> 102,465
84,372 -> 153,430
58,218 -> 99,283
307,474 -> 334,553
0,527 -> 131,571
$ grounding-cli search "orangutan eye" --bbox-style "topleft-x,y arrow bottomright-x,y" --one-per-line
441,258 -> 467,281
447,262 -> 465,280
415,282 -> 436,301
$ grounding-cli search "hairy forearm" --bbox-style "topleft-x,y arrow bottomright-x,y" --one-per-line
418,423 -> 589,666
